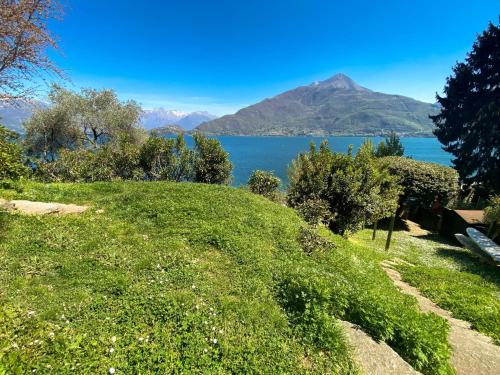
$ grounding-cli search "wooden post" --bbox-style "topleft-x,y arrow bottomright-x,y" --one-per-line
385,214 -> 396,251
372,220 -> 378,240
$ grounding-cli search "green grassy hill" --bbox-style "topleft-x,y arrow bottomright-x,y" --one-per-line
0,182 -> 452,374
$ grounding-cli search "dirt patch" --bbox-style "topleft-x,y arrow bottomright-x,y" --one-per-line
340,320 -> 421,375
0,199 -> 89,215
381,259 -> 500,375
403,219 -> 430,237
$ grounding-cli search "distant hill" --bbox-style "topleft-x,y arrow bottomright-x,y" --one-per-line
0,99 -> 46,133
196,74 -> 440,136
141,109 -> 217,131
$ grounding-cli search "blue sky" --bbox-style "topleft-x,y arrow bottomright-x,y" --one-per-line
46,0 -> 499,115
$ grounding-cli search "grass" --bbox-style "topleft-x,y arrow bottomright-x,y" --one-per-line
353,226 -> 500,345
0,181 -> 453,374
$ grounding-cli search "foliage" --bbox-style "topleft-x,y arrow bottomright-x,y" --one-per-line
431,21 -> 500,195
296,198 -> 332,226
288,140 -> 401,235
139,134 -> 193,181
23,103 -> 81,161
34,134 -> 232,185
248,170 -> 281,199
0,124 -> 27,180
375,131 -> 404,157
23,86 -> 145,160
380,156 -> 459,208
353,228 -> 500,345
484,196 -> 500,241
192,133 -> 232,185
0,181 -> 452,374
297,226 -> 335,254
35,142 -> 143,183
0,0 -> 63,100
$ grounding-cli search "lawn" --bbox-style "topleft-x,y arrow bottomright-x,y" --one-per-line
352,226 -> 500,345
0,181 -> 453,374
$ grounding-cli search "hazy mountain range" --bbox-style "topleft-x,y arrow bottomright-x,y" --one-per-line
0,101 -> 217,133
140,109 -> 217,131
0,99 -> 46,133
196,74 -> 440,136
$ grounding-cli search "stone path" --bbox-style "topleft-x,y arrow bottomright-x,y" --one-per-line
340,320 -> 421,375
381,259 -> 500,375
0,199 -> 88,215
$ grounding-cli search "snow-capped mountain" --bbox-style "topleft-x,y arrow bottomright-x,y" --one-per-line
141,109 -> 217,131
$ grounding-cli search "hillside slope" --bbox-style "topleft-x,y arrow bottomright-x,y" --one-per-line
196,74 -> 439,136
0,182 -> 452,374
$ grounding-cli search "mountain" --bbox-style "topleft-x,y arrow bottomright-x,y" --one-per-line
178,111 -> 217,131
141,109 -> 217,131
0,99 -> 46,133
196,74 -> 440,136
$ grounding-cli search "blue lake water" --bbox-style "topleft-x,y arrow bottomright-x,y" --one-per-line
181,136 -> 452,186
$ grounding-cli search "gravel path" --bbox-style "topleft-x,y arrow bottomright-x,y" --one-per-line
381,259 -> 500,375
340,320 -> 421,375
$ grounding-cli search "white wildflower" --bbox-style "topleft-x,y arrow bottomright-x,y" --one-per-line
109,347 -> 114,354
111,336 -> 117,343
109,367 -> 115,374
212,338 -> 218,344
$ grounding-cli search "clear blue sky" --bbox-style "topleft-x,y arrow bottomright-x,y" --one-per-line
46,0 -> 499,115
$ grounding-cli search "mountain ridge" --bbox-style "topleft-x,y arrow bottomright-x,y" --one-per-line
195,74 -> 439,136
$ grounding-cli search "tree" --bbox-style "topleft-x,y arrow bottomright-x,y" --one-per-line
0,124 -> 27,180
0,0 -> 63,100
192,133 -> 232,184
375,131 -> 404,157
23,103 -> 80,161
75,88 -> 143,148
23,86 -> 145,159
431,21 -> 500,195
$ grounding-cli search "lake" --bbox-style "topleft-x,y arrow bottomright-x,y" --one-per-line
181,136 -> 452,186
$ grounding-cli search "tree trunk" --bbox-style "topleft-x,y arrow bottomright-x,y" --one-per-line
372,220 -> 378,240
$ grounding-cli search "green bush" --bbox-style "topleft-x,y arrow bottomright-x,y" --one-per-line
139,135 -> 193,181
380,156 -> 459,208
296,198 -> 332,226
192,133 -> 232,185
288,141 -> 401,235
35,143 -> 143,183
0,125 -> 28,181
248,170 -> 281,198
484,196 -> 500,241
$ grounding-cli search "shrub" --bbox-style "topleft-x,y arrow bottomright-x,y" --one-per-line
288,141 -> 401,235
192,133 -> 232,184
35,143 -> 142,182
248,170 -> 281,199
380,156 -> 459,208
484,196 -> 500,241
296,198 -> 332,226
0,125 -> 28,181
139,134 -> 193,181
297,226 -> 335,254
